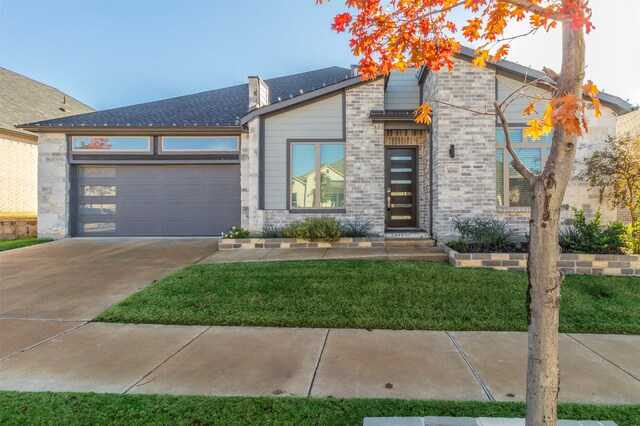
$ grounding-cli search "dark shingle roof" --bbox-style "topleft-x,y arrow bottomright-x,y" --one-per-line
1,67 -> 94,136
20,66 -> 352,129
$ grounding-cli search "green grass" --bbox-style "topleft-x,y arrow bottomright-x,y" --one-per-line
1,392 -> 638,426
95,261 -> 640,334
0,238 -> 52,252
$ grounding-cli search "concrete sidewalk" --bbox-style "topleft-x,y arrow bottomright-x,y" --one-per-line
1,321 -> 638,404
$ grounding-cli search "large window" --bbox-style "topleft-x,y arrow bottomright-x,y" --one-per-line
496,128 -> 551,208
72,136 -> 150,153
161,137 -> 238,152
290,142 -> 345,210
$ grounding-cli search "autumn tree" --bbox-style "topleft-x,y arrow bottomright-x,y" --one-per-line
80,137 -> 112,150
580,133 -> 640,252
319,0 -> 600,424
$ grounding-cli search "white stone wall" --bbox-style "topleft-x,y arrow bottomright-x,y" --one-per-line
424,59 -> 497,241
37,133 -> 69,239
0,136 -> 38,214
240,119 -> 263,233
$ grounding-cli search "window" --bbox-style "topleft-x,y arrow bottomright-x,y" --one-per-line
496,128 -> 550,208
161,137 -> 238,152
72,136 -> 150,153
290,142 -> 345,209
82,186 -> 116,197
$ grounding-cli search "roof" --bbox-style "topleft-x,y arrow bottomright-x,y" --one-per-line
417,46 -> 634,115
20,66 -> 352,130
0,67 -> 94,137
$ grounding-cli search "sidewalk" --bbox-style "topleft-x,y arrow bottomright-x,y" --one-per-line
1,320 -> 638,404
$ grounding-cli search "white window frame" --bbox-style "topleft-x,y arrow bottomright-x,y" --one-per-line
159,136 -> 239,154
71,136 -> 152,153
496,127 -> 551,209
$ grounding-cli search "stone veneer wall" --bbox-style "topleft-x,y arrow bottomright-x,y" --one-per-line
240,119 -> 262,231
260,80 -> 387,235
37,133 -> 69,239
441,244 -> 640,276
423,59 -> 497,241
0,136 -> 38,214
0,219 -> 37,240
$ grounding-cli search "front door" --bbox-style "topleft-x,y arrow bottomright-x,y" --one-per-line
385,147 -> 418,229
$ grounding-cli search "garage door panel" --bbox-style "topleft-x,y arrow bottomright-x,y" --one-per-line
75,165 -> 240,237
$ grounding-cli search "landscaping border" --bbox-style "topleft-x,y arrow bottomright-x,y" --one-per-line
0,219 -> 37,241
440,244 -> 640,276
219,237 -> 386,250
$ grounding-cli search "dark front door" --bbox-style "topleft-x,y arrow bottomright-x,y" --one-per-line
385,147 -> 418,229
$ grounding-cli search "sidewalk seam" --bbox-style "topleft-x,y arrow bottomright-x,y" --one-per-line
564,333 -> 640,382
123,326 -> 211,394
0,321 -> 89,362
446,331 -> 495,401
307,328 -> 330,397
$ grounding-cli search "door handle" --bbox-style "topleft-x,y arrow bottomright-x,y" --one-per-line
387,195 -> 391,211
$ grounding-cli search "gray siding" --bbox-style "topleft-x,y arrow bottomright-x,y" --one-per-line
496,73 -> 551,124
384,71 -> 420,110
263,94 -> 344,209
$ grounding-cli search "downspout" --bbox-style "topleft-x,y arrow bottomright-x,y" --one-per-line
429,121 -> 434,238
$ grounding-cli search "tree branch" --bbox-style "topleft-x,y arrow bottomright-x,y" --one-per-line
426,98 -> 496,116
501,0 -> 567,21
494,100 -> 537,184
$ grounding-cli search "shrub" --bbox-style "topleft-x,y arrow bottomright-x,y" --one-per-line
261,222 -> 283,238
448,217 -> 514,252
221,226 -> 250,239
282,216 -> 342,242
559,208 -> 629,254
341,216 -> 374,238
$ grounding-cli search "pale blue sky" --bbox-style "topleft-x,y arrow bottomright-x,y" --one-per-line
1,0 -> 638,111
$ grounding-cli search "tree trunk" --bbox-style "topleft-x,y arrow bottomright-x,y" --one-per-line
525,23 -> 585,426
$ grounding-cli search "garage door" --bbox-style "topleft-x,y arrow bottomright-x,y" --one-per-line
73,165 -> 240,237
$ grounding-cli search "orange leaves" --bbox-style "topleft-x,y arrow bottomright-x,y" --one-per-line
462,18 -> 483,42
472,49 -> 489,67
523,100 -> 538,117
332,12 -> 352,32
414,103 -> 433,125
582,80 -> 602,118
492,44 -> 510,62
524,104 -> 554,141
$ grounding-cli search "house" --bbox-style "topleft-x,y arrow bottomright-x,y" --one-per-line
0,67 -> 94,216
17,48 -> 634,240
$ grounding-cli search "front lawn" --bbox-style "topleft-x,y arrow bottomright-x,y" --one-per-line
0,238 -> 52,252
1,392 -> 638,426
95,261 -> 640,334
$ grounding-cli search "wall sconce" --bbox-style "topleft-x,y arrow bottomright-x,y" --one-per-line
449,144 -> 455,158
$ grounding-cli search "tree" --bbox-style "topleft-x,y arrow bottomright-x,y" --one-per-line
318,1 -> 601,424
580,133 -> 640,252
80,137 -> 112,150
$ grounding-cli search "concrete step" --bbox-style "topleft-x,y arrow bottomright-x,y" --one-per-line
384,238 -> 437,248
385,246 -> 448,262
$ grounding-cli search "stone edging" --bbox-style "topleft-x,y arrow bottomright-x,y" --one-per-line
220,237 -> 386,250
1,219 -> 37,241
439,244 -> 640,276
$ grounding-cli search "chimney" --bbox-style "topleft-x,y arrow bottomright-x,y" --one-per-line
248,76 -> 270,111
350,64 -> 360,78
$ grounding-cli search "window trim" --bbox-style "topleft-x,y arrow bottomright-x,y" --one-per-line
496,127 -> 550,208
71,136 -> 152,154
288,140 -> 346,211
159,136 -> 239,154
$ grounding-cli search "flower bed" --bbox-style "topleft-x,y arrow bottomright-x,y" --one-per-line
440,244 -> 640,276
219,237 -> 386,250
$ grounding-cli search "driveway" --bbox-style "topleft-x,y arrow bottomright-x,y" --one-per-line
0,238 -> 218,321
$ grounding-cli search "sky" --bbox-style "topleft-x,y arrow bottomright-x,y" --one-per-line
1,0 -> 638,111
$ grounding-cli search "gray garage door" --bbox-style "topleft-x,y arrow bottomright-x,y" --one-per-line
74,165 -> 240,237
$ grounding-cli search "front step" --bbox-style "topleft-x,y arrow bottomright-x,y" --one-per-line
385,230 -> 432,240
384,238 -> 437,248
385,246 -> 449,262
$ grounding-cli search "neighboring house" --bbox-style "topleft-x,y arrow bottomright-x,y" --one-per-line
0,67 -> 94,215
18,48 -> 634,240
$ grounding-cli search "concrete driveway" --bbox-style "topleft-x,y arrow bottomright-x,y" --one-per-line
0,238 -> 218,321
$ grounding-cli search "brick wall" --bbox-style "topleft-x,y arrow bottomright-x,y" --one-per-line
37,133 -> 69,239
0,136 -> 37,214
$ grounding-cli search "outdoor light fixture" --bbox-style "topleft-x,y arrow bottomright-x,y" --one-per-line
449,144 -> 455,158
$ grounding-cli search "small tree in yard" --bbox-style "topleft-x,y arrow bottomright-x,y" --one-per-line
318,1 -> 602,424
580,133 -> 640,253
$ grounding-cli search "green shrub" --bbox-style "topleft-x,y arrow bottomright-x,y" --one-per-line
448,217 -> 515,252
341,216 -> 374,237
282,217 -> 342,242
559,208 -> 629,254
221,226 -> 250,239
261,222 -> 283,238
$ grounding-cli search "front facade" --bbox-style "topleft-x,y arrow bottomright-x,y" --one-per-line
20,52 -> 633,240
